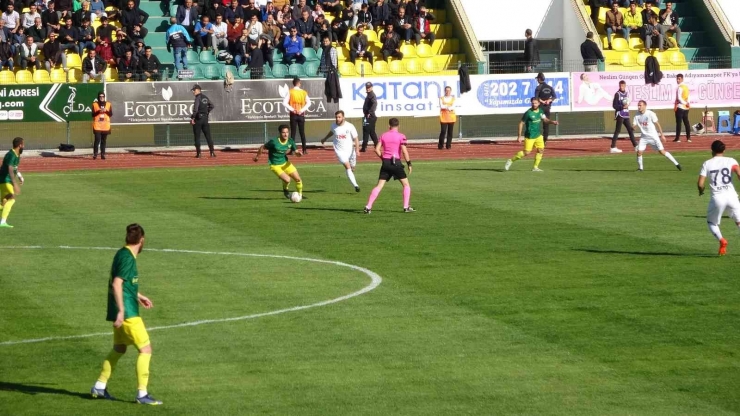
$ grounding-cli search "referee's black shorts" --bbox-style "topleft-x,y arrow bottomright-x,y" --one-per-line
378,158 -> 407,181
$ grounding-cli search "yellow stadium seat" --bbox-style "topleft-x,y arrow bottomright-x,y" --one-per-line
336,47 -> 347,61
33,70 -> 51,83
629,37 -> 644,50
15,70 -> 33,84
430,39 -> 458,55
338,61 -> 356,77
66,53 -> 82,69
669,51 -> 686,65
389,60 -> 405,74
365,30 -> 379,44
620,53 -> 636,67
422,58 -> 439,73
400,43 -> 416,58
50,68 -> 68,83
0,70 -> 15,84
655,52 -> 669,66
104,67 -> 118,82
373,60 -> 389,75
105,5 -> 118,12
612,38 -> 629,52
636,52 -> 649,66
67,68 -> 82,83
405,58 -> 423,74
355,61 -> 373,76
21,7 -> 29,13
416,43 -> 433,58
92,21 -> 101,31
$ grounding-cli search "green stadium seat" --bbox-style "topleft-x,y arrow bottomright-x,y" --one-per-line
191,66 -> 204,80
222,64 -> 238,79
262,64 -> 274,78
169,5 -> 178,17
288,63 -> 306,77
187,50 -> 200,64
304,61 -> 319,77
237,65 -> 251,79
199,51 -> 217,64
302,48 -> 318,62
271,63 -> 288,78
202,64 -> 221,79
272,49 -> 283,63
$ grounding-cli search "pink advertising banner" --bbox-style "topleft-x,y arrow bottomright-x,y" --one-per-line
571,69 -> 740,112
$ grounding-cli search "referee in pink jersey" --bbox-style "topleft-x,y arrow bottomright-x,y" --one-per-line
364,118 -> 414,214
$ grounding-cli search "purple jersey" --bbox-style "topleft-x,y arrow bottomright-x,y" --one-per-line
379,129 -> 407,159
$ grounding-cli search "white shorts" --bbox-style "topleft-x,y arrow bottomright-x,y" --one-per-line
335,148 -> 356,168
707,194 -> 740,225
637,136 -> 664,152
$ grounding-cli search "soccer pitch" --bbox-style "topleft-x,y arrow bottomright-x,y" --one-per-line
1,153 -> 739,415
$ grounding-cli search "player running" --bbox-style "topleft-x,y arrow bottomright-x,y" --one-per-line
0,137 -> 24,228
633,100 -> 682,172
697,140 -> 740,256
364,118 -> 413,214
254,124 -> 304,199
320,110 -> 361,192
91,224 -> 162,405
505,97 -> 559,172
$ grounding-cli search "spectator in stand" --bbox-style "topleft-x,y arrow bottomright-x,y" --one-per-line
623,1 -> 642,41
3,4 -> 22,44
341,5 -> 355,29
296,9 -> 315,49
588,0 -> 602,26
91,7 -> 108,24
246,13 -> 261,43
43,32 -> 68,72
81,48 -> 106,82
247,38 -> 264,78
227,14 -> 243,51
316,19 -> 331,46
177,0 -> 199,35
32,0 -> 48,13
291,0 -> 310,21
167,16 -> 193,70
371,0 -> 389,29
0,20 -> 12,56
311,3 -> 325,20
393,6 -> 412,43
405,0 -> 423,19
281,8 -> 296,35
643,12 -> 663,52
56,0 -> 74,21
193,15 -> 214,51
120,0 -> 149,31
580,31 -> 604,72
261,13 -> 279,66
640,0 -> 654,24
22,4 -> 40,30
95,36 -> 116,67
90,0 -> 105,14
242,0 -> 261,22
321,0 -> 343,14
523,28 -> 538,72
388,0 -> 403,19
330,17 -> 347,45
79,18 -> 96,55
233,27 -> 249,66
0,36 -> 13,70
604,1 -> 624,50
380,22 -> 397,42
117,49 -> 139,80
380,25 -> 402,61
350,0 -> 367,12
276,3 -> 289,24
128,22 -> 148,44
59,17 -> 80,54
73,1 -> 91,26
132,39 -> 145,58
414,6 -> 434,45
211,13 -> 228,50
261,1 -> 276,21
42,1 -> 60,33
112,30 -> 131,63
282,26 -> 305,63
356,2 -> 371,29
658,1 -> 679,46
209,2 -> 227,22
24,16 -> 46,49
317,34 -> 336,75
225,0 -> 243,23
20,35 -> 41,70
96,16 -> 115,43
139,46 -> 161,80
349,23 -> 371,64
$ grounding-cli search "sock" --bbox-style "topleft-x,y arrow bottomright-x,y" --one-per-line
366,186 -> 381,209
282,181 -> 290,191
138,389 -> 148,399
1,198 -> 15,222
136,353 -> 151,392
97,349 -> 124,386
534,153 -> 543,168
295,180 -> 303,196
708,222 -> 723,241
403,186 -> 411,209
664,151 -> 679,165
511,151 -> 525,162
637,155 -> 643,170
346,169 -> 358,187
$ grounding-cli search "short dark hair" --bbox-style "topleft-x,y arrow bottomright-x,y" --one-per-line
525,28 -> 532,37
619,80 -> 626,85
711,140 -> 726,154
389,118 -> 400,127
292,77 -> 301,86
125,223 -> 145,245
278,124 -> 290,133
586,31 -> 593,39
335,110 -> 344,116
145,46 -> 152,50
638,99 -> 647,106
676,73 -> 684,79
12,137 -> 23,148
530,97 -> 538,103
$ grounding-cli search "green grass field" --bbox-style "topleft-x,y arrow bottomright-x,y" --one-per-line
1,152 -> 740,415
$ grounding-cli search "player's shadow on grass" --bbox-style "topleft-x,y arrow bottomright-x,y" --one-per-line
575,249 -> 714,258
450,168 -> 505,172
286,206 -> 365,214
0,382 -> 93,400
552,169 -> 628,172
198,196 -> 277,201
249,189 -> 326,194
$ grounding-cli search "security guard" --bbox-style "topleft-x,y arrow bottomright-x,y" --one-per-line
190,84 -> 216,158
534,72 -> 556,142
360,82 -> 378,152
92,91 -> 112,160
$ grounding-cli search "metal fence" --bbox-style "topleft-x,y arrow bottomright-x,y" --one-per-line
489,56 -> 740,74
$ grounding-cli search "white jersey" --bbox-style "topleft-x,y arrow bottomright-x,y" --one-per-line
633,110 -> 659,139
331,122 -> 358,153
700,156 -> 739,197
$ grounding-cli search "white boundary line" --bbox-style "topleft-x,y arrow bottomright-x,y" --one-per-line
0,246 -> 382,347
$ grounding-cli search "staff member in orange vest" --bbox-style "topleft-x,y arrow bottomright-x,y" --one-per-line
673,73 -> 691,143
92,91 -> 112,160
438,86 -> 456,150
282,77 -> 312,154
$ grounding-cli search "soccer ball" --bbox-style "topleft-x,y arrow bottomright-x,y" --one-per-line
623,98 -> 630,106
290,192 -> 302,203
16,172 -> 23,185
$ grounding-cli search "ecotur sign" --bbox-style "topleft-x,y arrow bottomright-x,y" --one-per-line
0,83 -> 98,122
338,73 -> 572,117
106,79 -> 338,124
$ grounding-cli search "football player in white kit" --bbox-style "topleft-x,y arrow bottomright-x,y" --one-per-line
632,100 -> 682,172
697,140 -> 740,256
321,110 -> 361,192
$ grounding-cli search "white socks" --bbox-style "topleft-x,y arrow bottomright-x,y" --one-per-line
138,389 -> 148,398
94,381 -> 106,390
708,223 -> 723,241
346,169 -> 358,187
664,151 -> 679,165
637,155 -> 644,170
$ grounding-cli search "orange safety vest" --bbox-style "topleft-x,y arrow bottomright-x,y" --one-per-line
674,83 -> 690,111
440,96 -> 456,123
92,101 -> 111,132
289,88 -> 307,114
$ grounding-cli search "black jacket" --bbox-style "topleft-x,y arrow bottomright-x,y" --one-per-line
524,37 -> 539,66
458,65 -> 471,94
192,93 -> 214,120
580,39 -> 603,65
247,47 -> 264,69
120,6 -> 149,28
139,54 -> 160,72
324,67 -> 341,103
645,55 -> 663,85
535,82 -> 556,107
25,25 -> 47,43
82,54 -> 107,73
363,91 -> 377,117
112,40 -> 132,59
117,56 -> 138,73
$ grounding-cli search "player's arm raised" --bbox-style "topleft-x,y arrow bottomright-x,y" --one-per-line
112,277 -> 125,328
320,130 -> 333,145
697,174 -> 706,196
402,144 -> 412,175
517,120 -> 524,143
253,144 -> 266,162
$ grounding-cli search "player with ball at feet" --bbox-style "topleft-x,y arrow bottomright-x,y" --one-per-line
697,140 -> 740,256
254,125 -> 305,201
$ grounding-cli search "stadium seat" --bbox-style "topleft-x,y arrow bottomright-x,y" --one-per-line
629,37 -> 644,51
405,58 -> 423,74
0,70 -> 15,85
302,48 -> 318,62
389,60 -> 405,74
104,67 -> 118,82
304,61 -> 320,77
187,50 -> 200,64
15,70 -> 33,84
271,63 -> 288,78
272,48 -> 283,63
288,63 -> 306,77
262,63 -> 274,78
422,58 -> 439,73
416,43 -> 433,58
372,60 -> 389,75
50,68 -> 68,83
169,4 -> 178,17
66,53 -> 82,69
191,66 -> 205,79
620,54 -> 636,67
335,47 -> 347,61
201,64 -> 221,79
656,52 -> 669,66
237,65 -> 251,79
338,61 -> 356,76
669,51 -> 686,66
612,38 -> 629,52
400,43 -> 417,58
365,30 -> 379,44
67,68 -> 82,83
355,61 -> 373,76
222,64 -> 238,79
636,52 -> 649,66
33,70 -> 51,83
199,51 -> 217,64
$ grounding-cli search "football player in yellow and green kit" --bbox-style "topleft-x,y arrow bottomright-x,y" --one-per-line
0,137 -> 24,228
504,97 -> 559,172
253,124 -> 305,199
91,224 -> 162,405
